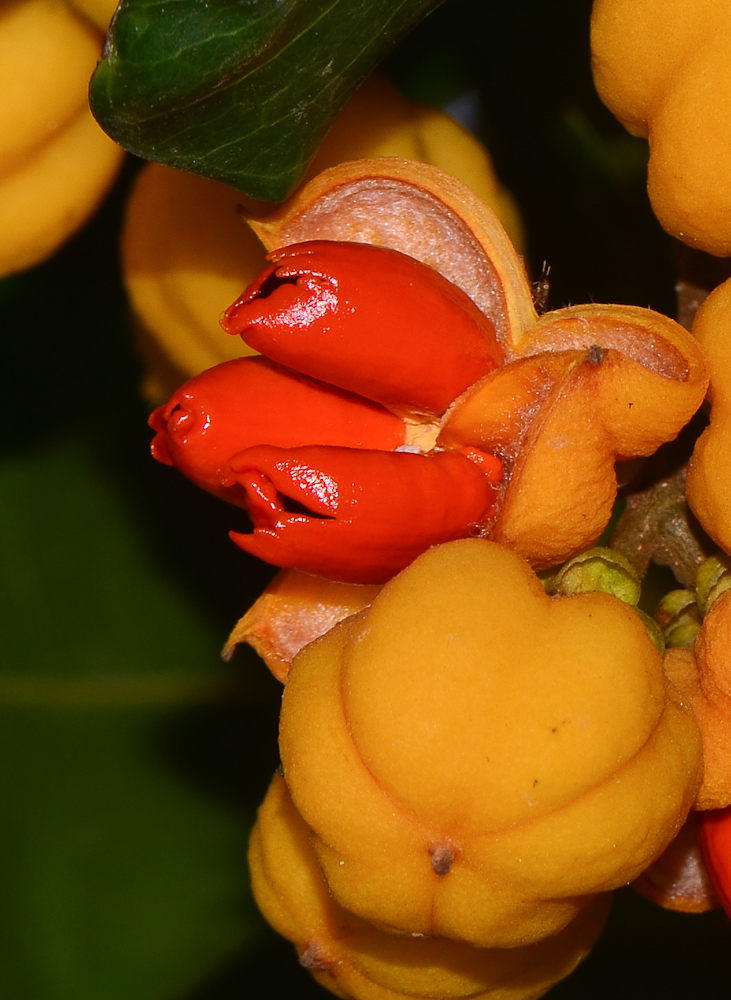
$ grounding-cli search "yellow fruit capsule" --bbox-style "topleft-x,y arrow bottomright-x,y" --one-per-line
665,588 -> 731,811
279,539 -> 701,949
686,279 -> 731,554
249,771 -> 611,1000
591,0 -> 731,255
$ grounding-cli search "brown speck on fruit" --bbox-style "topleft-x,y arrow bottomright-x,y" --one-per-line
429,843 -> 455,876
299,943 -> 332,971
587,344 -> 604,365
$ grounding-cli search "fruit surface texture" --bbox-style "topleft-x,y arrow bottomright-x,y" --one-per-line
278,539 -> 702,950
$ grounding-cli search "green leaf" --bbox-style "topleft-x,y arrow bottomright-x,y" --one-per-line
90,0 -> 444,201
0,197 -> 282,998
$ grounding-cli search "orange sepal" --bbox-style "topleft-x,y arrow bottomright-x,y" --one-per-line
440,305 -> 708,568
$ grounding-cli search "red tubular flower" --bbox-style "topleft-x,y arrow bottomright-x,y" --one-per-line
223,445 -> 501,584
220,240 -> 503,418
698,807 -> 731,917
150,239 -> 507,582
148,355 -> 405,498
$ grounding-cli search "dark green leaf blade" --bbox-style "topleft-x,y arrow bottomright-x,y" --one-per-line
90,0 -> 444,201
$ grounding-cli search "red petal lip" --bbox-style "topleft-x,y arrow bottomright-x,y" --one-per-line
223,445 -> 502,584
148,405 -> 175,466
147,356 -> 405,496
221,240 -> 503,418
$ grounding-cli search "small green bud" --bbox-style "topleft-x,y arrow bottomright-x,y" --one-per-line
657,589 -> 701,648
695,554 -> 731,618
547,547 -> 642,606
634,608 -> 666,655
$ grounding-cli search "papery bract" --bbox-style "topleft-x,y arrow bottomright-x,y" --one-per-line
221,240 -> 503,418
224,445 -> 501,584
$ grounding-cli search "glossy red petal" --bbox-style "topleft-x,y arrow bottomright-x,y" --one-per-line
222,445 -> 502,583
148,356 -> 405,498
698,806 -> 731,917
220,240 -> 503,419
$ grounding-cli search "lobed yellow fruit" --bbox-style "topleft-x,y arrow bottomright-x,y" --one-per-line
279,539 -> 701,950
686,278 -> 731,553
249,771 -> 611,1000
0,0 -> 123,277
591,0 -> 731,255
121,75 -> 524,401
665,588 -> 731,812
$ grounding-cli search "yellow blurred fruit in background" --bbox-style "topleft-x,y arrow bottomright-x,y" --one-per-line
0,0 -> 123,277
121,75 -> 524,401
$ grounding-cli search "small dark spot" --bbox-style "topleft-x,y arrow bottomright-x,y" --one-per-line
628,401 -> 634,409
586,344 -> 604,365
429,844 -> 454,876
235,203 -> 246,215
551,727 -> 558,733
279,493 -> 334,519
532,278 -> 550,313
299,943 -> 332,971
533,779 -> 539,787
255,271 -> 299,300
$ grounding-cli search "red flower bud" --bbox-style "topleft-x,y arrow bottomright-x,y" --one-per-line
220,240 -> 503,418
148,356 -> 405,498
223,445 -> 502,584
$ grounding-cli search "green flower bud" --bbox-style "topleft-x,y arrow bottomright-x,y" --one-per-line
546,547 -> 642,606
696,554 -> 731,618
656,589 -> 701,648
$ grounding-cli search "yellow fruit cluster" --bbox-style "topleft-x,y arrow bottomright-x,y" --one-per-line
0,0 -> 123,277
249,541 -> 702,1000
